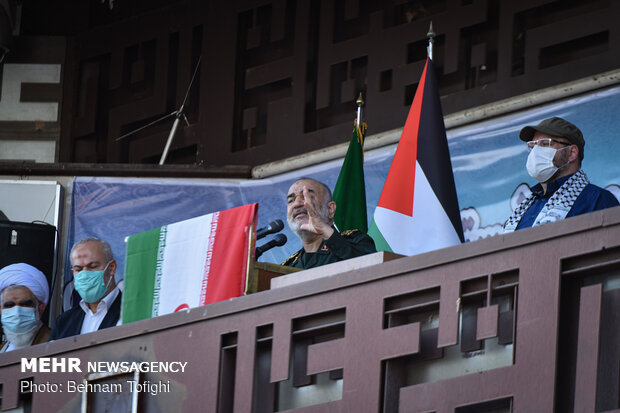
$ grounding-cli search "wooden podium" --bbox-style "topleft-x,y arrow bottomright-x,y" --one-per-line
246,261 -> 302,293
246,251 -> 403,294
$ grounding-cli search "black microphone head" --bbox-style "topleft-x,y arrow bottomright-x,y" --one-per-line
273,233 -> 287,246
271,219 -> 284,232
254,233 -> 287,260
256,219 -> 285,240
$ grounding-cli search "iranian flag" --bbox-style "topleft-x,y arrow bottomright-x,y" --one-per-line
368,57 -> 463,255
122,203 -> 257,324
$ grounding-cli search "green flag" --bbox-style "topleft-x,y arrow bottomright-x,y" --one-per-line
333,121 -> 368,232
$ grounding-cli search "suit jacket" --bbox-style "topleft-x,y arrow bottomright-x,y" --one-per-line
49,293 -> 122,341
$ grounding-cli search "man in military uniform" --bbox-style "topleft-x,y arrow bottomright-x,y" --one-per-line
282,178 -> 376,269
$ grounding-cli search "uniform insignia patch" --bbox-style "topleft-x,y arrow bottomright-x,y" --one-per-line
282,251 -> 301,266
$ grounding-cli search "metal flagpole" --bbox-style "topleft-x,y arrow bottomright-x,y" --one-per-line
356,92 -> 364,126
427,21 -> 435,60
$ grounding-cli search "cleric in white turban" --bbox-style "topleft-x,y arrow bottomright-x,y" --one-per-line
0,263 -> 51,351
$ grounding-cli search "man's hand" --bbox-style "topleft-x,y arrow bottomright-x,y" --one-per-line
298,185 -> 334,239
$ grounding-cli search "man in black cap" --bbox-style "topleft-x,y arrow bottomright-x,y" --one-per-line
503,117 -> 619,232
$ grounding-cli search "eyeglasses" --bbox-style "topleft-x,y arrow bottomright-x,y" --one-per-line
526,138 -> 571,151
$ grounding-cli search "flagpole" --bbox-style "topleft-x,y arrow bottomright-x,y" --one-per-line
427,21 -> 435,60
356,92 -> 364,126
333,91 -> 368,233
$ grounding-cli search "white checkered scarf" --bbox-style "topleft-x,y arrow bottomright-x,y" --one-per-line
503,170 -> 589,233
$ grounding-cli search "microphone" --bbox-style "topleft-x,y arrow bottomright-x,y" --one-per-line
255,233 -> 287,260
256,219 -> 284,240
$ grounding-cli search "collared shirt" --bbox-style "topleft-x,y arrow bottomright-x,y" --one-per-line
517,173 -> 620,230
79,286 -> 120,334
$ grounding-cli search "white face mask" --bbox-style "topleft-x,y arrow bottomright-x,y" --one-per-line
1,306 -> 41,350
4,324 -> 40,349
526,145 -> 569,183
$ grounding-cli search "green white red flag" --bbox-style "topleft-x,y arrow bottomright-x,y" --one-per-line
122,203 -> 257,324
368,57 -> 463,255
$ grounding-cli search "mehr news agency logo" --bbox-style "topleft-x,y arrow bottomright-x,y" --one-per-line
20,357 -> 187,395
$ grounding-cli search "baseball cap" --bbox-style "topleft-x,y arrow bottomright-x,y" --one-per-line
519,117 -> 585,160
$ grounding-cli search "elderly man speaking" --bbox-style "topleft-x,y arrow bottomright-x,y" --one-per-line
282,178 -> 376,269
0,263 -> 50,352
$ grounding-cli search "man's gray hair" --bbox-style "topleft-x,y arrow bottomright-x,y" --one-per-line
70,238 -> 114,262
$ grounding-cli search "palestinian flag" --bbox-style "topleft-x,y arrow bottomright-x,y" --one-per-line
368,57 -> 463,255
122,203 -> 257,324
333,120 -> 368,233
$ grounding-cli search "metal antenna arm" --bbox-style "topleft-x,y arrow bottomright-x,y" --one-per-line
116,111 -> 177,142
158,56 -> 202,165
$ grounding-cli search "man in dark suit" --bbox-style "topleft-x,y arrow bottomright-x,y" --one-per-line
50,238 -> 121,340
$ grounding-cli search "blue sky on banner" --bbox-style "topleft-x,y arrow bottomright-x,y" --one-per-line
69,85 -> 620,282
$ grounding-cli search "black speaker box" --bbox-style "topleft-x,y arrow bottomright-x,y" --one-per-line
0,221 -> 56,278
0,221 -> 56,313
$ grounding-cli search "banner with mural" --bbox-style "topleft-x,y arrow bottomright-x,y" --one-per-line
68,84 -> 620,292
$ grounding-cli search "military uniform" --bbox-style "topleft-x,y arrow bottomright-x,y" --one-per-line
282,229 -> 376,269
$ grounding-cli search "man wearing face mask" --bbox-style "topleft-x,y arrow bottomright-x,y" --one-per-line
0,263 -> 51,352
49,238 -> 121,340
503,117 -> 619,232
282,178 -> 376,269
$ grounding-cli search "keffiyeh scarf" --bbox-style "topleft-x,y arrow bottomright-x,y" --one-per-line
503,170 -> 589,233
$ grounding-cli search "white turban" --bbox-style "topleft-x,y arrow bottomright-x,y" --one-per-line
0,263 -> 50,306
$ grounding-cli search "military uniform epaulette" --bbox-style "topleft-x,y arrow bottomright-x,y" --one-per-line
281,250 -> 302,266
341,229 -> 362,237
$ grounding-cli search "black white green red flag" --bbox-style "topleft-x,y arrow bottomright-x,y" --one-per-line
368,57 -> 463,255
